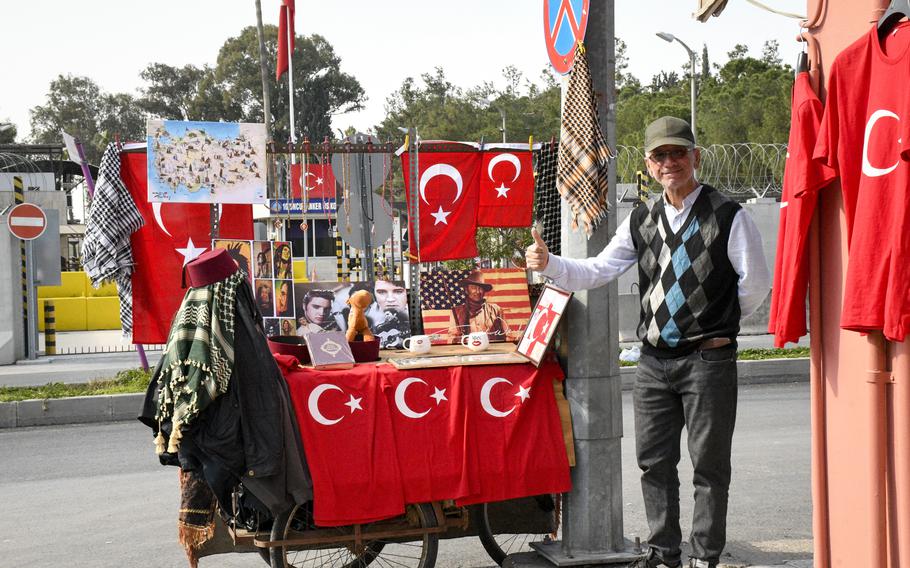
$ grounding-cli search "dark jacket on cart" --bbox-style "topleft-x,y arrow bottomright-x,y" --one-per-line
140,280 -> 312,515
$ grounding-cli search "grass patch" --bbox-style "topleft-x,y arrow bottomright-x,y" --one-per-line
618,346 -> 809,367
0,368 -> 151,403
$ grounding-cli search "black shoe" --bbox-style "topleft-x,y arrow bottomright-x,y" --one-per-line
687,559 -> 717,568
627,549 -> 681,568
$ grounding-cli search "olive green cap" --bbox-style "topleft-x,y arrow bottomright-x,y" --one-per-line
644,116 -> 695,153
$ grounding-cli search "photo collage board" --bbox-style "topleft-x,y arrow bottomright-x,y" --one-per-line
294,281 -> 412,350
212,239 -> 295,337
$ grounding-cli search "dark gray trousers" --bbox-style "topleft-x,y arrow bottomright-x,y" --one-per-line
633,345 -> 738,566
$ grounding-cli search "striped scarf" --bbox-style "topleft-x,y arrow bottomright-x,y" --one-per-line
557,42 -> 614,237
154,271 -> 243,454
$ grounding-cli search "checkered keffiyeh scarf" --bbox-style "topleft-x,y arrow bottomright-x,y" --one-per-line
81,141 -> 145,333
557,42 -> 614,237
154,271 -> 243,455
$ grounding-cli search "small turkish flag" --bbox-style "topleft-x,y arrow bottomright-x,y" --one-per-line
290,162 -> 336,200
121,150 -> 253,345
478,151 -> 534,227
401,151 -> 481,262
276,0 -> 295,81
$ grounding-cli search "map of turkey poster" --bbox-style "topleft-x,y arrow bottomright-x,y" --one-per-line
147,119 -> 267,204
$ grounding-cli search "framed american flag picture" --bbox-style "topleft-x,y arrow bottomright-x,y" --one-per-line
516,285 -> 572,366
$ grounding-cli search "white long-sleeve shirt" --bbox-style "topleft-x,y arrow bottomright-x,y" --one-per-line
539,186 -> 771,318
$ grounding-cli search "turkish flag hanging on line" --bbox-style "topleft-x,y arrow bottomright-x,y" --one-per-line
401,151 -> 480,262
121,150 -> 253,345
478,150 -> 534,227
276,0 -> 295,81
290,162 -> 336,200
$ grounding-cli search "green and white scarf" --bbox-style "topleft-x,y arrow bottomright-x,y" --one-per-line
154,271 -> 243,455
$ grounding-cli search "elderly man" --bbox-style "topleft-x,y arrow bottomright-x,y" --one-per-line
526,117 -> 770,568
447,270 -> 512,342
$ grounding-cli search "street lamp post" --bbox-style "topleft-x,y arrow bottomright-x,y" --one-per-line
656,32 -> 697,143
497,107 -> 506,143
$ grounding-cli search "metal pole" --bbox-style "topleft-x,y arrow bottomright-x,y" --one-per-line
690,50 -> 697,143
14,176 -> 28,359
499,108 -> 507,143
25,240 -> 37,360
534,1 -> 637,564
406,128 -> 421,334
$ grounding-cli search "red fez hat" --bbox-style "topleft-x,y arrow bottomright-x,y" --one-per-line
185,248 -> 239,288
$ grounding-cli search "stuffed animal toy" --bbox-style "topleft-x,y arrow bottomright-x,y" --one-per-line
346,290 -> 376,342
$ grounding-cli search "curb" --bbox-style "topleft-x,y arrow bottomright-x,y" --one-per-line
0,358 -> 809,430
0,393 -> 143,429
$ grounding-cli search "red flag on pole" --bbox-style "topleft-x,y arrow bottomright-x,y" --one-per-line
276,0 -> 296,81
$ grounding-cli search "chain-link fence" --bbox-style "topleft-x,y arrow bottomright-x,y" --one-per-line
616,143 -> 786,199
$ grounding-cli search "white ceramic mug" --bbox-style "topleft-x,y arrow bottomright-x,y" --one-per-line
461,331 -> 490,352
403,334 -> 432,354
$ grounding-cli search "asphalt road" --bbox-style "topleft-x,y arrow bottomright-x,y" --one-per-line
0,383 -> 811,568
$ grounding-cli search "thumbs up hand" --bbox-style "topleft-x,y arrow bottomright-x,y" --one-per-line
525,227 -> 550,271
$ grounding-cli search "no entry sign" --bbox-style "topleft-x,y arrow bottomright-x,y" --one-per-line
543,0 -> 590,75
7,203 -> 47,240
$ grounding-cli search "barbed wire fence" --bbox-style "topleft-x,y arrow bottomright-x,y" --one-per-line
615,143 -> 786,200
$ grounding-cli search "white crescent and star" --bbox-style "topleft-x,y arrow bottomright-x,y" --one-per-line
308,384 -> 363,426
862,109 -> 901,178
395,377 -> 431,419
488,154 -> 522,199
394,377 -> 448,419
419,164 -> 464,205
308,384 -> 344,425
175,237 -> 207,266
480,377 -> 530,417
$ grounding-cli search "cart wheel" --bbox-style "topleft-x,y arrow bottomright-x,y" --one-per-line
270,501 -> 439,568
472,495 -> 560,566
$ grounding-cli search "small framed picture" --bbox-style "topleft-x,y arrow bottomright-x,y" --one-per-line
516,285 -> 572,366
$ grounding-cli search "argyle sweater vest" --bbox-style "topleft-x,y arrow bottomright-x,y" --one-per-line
630,185 -> 741,358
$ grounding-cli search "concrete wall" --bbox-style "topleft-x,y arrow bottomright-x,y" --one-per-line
615,195 -> 782,341
0,190 -> 69,364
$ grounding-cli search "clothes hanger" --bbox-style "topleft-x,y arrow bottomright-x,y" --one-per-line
878,0 -> 910,40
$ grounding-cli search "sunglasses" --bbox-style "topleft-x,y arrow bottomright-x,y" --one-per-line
647,148 -> 691,163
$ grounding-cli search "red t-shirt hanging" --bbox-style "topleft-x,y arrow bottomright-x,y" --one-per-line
813,23 -> 910,341
768,72 -> 836,347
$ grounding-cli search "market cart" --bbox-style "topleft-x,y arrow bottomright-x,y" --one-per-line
220,353 -> 571,568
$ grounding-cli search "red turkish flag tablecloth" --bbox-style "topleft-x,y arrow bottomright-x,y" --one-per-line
280,360 -> 570,526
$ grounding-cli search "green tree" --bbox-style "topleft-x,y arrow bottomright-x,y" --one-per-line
137,63 -> 206,120
0,121 -> 16,143
29,74 -> 143,162
140,26 -> 365,143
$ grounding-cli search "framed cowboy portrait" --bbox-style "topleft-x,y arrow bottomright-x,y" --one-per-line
516,285 -> 572,366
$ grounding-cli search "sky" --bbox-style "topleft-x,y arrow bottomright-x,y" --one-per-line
0,0 -> 806,142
